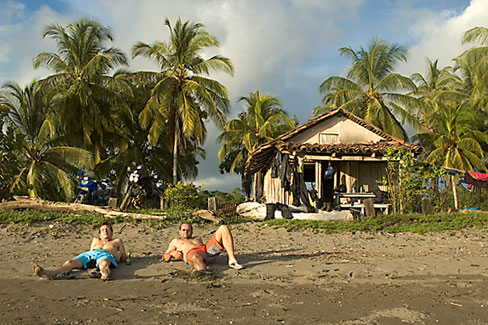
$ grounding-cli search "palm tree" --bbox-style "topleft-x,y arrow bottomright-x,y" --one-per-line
217,91 -> 295,192
315,38 -> 418,140
33,18 -> 130,163
132,18 -> 233,184
0,81 -> 93,200
423,102 -> 488,171
410,59 -> 466,149
95,74 -> 202,197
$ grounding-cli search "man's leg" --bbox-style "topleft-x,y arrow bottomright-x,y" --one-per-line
98,259 -> 111,281
191,252 -> 208,272
213,225 -> 241,267
33,258 -> 83,278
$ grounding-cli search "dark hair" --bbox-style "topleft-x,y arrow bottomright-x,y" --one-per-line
179,223 -> 192,231
99,224 -> 113,233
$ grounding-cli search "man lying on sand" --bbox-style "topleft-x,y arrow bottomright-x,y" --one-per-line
33,224 -> 127,281
162,223 -> 243,276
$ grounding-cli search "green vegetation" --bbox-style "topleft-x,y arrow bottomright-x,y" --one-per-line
264,212 -> 488,234
1,209 -> 487,235
0,209 -> 117,227
384,148 -> 447,214
217,91 -> 296,194
132,18 -> 233,184
1,16 -> 488,214
315,38 -> 418,140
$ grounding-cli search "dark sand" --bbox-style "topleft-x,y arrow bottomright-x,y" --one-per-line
1,222 -> 488,324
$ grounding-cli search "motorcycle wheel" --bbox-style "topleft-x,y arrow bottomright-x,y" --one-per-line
74,197 -> 83,204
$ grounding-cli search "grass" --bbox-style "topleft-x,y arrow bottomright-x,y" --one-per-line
1,209 -> 487,234
0,207 -> 252,230
262,212 -> 488,234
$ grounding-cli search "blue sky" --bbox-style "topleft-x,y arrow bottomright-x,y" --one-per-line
0,0 -> 485,192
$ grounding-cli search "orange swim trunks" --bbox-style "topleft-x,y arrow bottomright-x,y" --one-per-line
185,243 -> 207,265
184,233 -> 224,265
205,233 -> 224,257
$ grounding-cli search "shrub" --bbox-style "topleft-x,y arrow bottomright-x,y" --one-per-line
164,182 -> 201,209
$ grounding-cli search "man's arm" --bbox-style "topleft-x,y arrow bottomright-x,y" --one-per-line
89,238 -> 98,251
117,238 -> 127,262
162,239 -> 183,262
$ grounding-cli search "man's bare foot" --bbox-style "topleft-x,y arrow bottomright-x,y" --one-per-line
33,264 -> 47,278
100,266 -> 110,281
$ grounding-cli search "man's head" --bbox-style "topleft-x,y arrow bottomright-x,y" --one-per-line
179,223 -> 193,239
99,224 -> 113,240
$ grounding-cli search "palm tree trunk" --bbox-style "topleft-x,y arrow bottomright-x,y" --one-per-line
173,132 -> 178,185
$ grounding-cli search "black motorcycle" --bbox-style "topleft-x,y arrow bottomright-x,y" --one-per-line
119,166 -> 166,211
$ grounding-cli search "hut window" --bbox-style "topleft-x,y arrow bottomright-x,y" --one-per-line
319,133 -> 339,144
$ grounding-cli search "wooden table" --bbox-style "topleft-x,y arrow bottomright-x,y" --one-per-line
334,192 -> 390,215
334,192 -> 375,206
339,203 -> 391,215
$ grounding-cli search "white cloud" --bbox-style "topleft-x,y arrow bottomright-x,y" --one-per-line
398,0 -> 488,76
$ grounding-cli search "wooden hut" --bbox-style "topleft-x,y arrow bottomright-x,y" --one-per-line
243,108 -> 422,211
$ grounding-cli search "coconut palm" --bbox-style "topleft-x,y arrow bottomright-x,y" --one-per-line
422,101 -> 488,171
456,27 -> 488,122
315,38 -> 418,140
33,18 -> 130,163
95,74 -> 202,197
0,81 -> 93,201
132,18 -> 233,184
410,59 -> 467,149
217,91 -> 295,176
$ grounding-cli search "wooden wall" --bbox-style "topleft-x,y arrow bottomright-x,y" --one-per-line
262,159 -> 388,204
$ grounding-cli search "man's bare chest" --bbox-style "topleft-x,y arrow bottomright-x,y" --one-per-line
93,239 -> 117,251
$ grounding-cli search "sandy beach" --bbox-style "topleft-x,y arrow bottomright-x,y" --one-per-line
1,221 -> 488,324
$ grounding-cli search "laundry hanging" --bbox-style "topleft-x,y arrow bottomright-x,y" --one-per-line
463,171 -> 488,188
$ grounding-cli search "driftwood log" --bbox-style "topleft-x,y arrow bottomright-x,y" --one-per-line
0,196 -> 166,220
191,209 -> 223,224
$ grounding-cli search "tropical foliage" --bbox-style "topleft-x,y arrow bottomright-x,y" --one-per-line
0,81 -> 92,200
315,38 -> 419,140
132,18 -> 233,184
217,91 -> 295,174
1,16 -> 488,215
33,18 -> 130,164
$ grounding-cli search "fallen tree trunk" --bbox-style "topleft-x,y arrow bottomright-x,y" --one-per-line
0,197 -> 166,220
191,209 -> 223,224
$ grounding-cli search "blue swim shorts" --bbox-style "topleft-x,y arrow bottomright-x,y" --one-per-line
74,249 -> 118,269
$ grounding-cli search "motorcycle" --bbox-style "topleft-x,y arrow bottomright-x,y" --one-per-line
120,166 -> 166,211
74,170 -> 113,205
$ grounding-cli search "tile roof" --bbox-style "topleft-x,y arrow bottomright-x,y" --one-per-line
244,108 -> 422,175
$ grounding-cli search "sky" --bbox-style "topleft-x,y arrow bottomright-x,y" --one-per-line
0,0 -> 486,192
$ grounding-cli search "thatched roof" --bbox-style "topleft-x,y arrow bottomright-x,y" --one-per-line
244,108 -> 422,175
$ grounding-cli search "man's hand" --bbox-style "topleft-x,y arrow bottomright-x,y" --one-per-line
162,250 -> 183,262
172,250 -> 183,260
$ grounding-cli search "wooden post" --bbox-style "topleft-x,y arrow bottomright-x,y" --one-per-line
451,175 -> 458,210
316,161 -> 322,199
363,198 -> 376,217
478,187 -> 481,210
108,198 -> 117,209
208,197 -> 217,212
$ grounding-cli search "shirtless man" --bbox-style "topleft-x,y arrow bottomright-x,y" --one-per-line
162,224 -> 243,275
33,224 -> 127,281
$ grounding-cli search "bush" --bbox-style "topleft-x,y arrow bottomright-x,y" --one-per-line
164,182 -> 201,209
